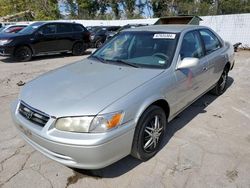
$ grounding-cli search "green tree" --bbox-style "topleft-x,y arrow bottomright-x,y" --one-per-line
151,0 -> 170,17
122,0 -> 136,18
0,0 -> 60,20
218,0 -> 250,14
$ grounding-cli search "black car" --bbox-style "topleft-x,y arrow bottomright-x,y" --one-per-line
0,22 -> 90,61
90,26 -> 120,48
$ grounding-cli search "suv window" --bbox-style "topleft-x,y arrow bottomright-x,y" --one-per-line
40,24 -> 56,35
200,29 -> 221,54
73,24 -> 84,32
57,23 -> 72,33
180,31 -> 204,60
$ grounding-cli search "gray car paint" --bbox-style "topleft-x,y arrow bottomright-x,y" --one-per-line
11,25 -> 234,169
20,59 -> 164,117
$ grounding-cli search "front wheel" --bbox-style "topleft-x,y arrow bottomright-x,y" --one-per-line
72,42 -> 84,56
211,67 -> 229,96
131,105 -> 167,161
14,46 -> 32,62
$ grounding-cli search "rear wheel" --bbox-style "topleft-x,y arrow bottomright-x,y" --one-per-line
14,46 -> 32,62
211,67 -> 229,96
72,42 -> 84,56
131,105 -> 166,161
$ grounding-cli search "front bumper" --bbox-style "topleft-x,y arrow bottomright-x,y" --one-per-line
0,45 -> 14,56
11,100 -> 135,169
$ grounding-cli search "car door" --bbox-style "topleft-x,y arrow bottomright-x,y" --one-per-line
56,23 -> 73,51
199,29 -> 226,87
33,23 -> 58,54
174,30 -> 210,110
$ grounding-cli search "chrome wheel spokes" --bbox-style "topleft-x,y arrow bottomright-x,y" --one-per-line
143,115 -> 163,152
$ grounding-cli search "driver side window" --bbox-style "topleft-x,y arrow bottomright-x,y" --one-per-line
180,31 -> 204,60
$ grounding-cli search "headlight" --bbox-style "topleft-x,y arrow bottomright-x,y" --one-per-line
90,35 -> 95,40
55,112 -> 124,133
55,116 -> 93,133
89,112 -> 124,133
0,39 -> 12,45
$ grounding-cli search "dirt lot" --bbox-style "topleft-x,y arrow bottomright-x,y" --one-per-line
0,51 -> 250,188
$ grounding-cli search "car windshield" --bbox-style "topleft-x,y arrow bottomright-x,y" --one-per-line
91,31 -> 179,69
19,22 -> 44,34
0,26 -> 7,32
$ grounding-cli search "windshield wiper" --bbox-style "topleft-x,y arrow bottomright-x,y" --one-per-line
89,56 -> 107,63
109,59 -> 139,68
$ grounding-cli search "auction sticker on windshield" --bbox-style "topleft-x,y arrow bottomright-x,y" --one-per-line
153,33 -> 176,39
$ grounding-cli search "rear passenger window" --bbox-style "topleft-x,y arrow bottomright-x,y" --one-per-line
200,29 -> 221,54
180,31 -> 204,60
73,24 -> 84,32
57,24 -> 72,33
40,24 -> 56,34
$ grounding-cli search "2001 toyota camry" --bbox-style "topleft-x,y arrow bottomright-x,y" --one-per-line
11,25 -> 234,169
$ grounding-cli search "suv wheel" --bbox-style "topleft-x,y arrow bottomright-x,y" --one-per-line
14,46 -> 32,62
131,105 -> 166,161
72,42 -> 84,56
95,40 -> 103,48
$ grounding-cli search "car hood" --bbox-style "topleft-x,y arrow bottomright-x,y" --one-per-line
20,59 -> 163,117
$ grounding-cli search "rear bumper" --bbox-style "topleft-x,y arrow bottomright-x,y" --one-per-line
0,46 -> 14,56
11,100 -> 135,169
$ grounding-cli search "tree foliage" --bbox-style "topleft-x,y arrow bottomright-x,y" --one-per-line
0,0 -> 60,20
0,0 -> 249,21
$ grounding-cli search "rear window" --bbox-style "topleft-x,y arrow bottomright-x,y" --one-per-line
200,29 -> 222,54
57,24 -> 72,33
73,24 -> 84,32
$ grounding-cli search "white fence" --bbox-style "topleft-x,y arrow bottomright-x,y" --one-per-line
200,14 -> 250,48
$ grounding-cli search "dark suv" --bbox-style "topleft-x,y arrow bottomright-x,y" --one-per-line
90,26 -> 120,48
0,22 -> 90,61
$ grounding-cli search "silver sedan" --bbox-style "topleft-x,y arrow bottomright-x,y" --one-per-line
11,25 -> 235,169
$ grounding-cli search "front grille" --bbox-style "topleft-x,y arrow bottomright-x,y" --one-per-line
18,101 -> 50,127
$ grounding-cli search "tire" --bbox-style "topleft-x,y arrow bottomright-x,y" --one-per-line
14,46 -> 32,62
95,39 -> 103,48
131,105 -> 167,161
72,42 -> 84,56
210,67 -> 229,96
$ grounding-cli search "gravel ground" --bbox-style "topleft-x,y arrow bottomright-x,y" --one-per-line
0,51 -> 250,188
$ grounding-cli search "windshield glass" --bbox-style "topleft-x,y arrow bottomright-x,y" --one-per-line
0,26 -> 7,32
19,22 -> 44,34
91,31 -> 179,69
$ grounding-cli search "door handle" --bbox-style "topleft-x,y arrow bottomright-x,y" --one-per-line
202,67 -> 208,72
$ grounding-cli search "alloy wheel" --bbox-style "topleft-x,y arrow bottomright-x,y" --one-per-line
143,115 -> 163,152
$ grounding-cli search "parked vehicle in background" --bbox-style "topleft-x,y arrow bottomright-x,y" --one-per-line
90,26 -> 120,48
106,24 -> 148,40
0,25 -> 27,33
0,22 -> 90,61
11,25 -> 234,169
86,26 -> 101,33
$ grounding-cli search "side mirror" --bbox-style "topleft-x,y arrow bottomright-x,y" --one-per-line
177,57 -> 199,70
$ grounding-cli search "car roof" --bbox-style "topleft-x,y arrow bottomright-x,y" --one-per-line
34,22 -> 82,26
124,24 -> 207,33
